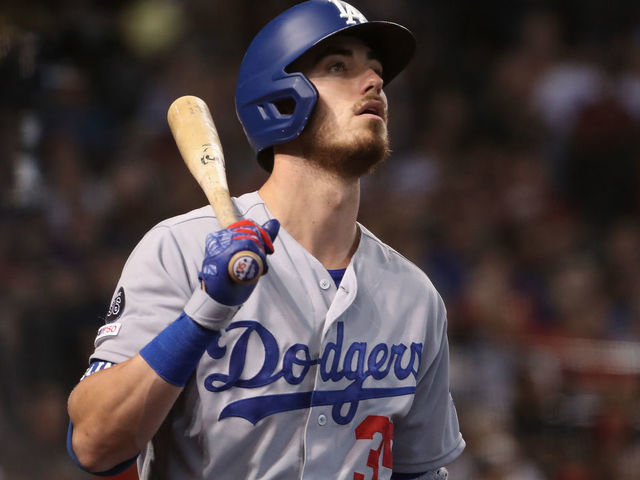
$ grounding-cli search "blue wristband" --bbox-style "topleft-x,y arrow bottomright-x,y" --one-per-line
139,312 -> 218,387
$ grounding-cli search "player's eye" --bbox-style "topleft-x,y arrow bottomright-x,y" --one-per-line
328,61 -> 347,73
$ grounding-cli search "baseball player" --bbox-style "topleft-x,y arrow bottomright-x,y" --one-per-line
67,1 -> 465,479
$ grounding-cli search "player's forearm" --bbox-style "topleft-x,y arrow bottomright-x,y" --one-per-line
67,354 -> 181,472
67,218 -> 278,473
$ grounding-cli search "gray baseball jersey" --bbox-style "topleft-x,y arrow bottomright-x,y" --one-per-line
89,191 -> 465,479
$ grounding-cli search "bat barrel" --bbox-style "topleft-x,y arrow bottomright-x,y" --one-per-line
168,95 -> 263,283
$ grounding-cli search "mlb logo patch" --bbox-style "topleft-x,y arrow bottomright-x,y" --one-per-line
96,322 -> 122,341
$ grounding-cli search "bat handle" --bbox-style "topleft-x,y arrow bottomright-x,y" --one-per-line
200,181 -> 264,285
227,250 -> 264,284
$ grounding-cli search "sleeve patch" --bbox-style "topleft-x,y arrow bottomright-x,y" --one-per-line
96,322 -> 122,341
105,287 -> 125,322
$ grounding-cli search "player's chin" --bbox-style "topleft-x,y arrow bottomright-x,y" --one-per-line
360,122 -> 389,154
341,132 -> 390,178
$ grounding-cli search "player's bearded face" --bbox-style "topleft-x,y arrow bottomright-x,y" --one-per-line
300,94 -> 390,178
290,36 -> 391,178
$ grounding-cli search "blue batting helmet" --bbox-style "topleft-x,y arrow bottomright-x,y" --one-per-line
235,0 -> 416,171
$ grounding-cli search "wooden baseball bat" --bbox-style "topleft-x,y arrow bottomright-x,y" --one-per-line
167,95 -> 263,284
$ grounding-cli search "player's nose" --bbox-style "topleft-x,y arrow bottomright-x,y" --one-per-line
361,68 -> 383,96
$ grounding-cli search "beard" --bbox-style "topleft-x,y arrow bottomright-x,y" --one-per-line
299,97 -> 391,179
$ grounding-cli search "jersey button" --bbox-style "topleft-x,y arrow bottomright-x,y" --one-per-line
317,414 -> 327,426
319,279 -> 331,290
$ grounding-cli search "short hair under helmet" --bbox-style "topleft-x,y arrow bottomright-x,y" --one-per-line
235,0 -> 416,171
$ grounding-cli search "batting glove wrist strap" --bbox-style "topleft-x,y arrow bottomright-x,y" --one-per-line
140,312 -> 218,387
184,288 -> 239,330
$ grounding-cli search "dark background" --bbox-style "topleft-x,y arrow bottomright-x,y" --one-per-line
1,1 -> 640,478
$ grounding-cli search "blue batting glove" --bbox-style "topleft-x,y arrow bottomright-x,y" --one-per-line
199,219 -> 279,306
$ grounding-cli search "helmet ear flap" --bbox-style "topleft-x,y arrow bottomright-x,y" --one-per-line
236,72 -> 318,165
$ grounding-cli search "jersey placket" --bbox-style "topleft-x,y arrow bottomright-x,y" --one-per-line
268,225 -> 348,478
300,264 -> 359,479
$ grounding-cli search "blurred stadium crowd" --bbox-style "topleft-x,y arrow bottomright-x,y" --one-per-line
1,0 -> 640,478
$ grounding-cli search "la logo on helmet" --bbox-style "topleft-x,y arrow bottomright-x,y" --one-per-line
327,0 -> 367,25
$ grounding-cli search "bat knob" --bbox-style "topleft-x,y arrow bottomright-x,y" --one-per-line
227,250 -> 264,284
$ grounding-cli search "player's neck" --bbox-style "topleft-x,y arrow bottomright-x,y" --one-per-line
259,155 -> 360,269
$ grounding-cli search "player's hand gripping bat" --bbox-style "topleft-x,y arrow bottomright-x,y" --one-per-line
167,95 -> 264,284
